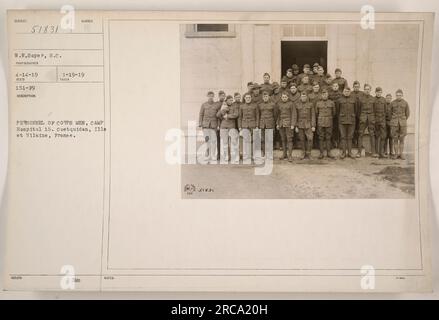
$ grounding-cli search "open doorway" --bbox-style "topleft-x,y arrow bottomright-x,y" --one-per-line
281,41 -> 328,75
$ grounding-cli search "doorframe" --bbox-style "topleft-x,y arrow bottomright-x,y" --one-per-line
279,39 -> 329,77
271,25 -> 337,80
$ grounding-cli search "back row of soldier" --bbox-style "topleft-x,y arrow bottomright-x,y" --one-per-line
198,63 -> 410,162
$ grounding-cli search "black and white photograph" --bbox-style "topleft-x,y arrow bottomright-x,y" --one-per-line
180,22 -> 419,199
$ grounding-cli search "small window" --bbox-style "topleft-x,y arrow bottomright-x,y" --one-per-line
185,24 -> 236,38
196,24 -> 229,32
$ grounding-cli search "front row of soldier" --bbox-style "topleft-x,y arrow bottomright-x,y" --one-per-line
198,84 -> 410,163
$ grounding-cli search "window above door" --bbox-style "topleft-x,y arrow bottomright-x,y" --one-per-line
185,24 -> 236,38
281,24 -> 327,40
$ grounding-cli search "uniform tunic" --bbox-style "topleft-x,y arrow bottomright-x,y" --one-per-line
316,99 -> 336,128
238,103 -> 259,129
332,77 -> 347,91
389,98 -> 410,138
258,101 -> 277,129
216,104 -> 239,129
199,101 -> 220,128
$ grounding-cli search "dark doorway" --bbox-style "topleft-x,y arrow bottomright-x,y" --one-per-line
281,41 -> 328,75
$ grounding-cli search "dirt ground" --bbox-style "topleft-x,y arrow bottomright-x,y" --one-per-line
181,153 -> 415,199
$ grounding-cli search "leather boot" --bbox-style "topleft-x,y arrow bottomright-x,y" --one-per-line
347,139 -> 355,158
399,138 -> 405,160
392,139 -> 399,159
370,135 -> 378,157
288,142 -> 293,162
319,139 -> 325,159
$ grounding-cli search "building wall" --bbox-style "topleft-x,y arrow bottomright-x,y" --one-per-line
181,23 -> 420,152
332,23 -> 419,132
180,25 -> 243,127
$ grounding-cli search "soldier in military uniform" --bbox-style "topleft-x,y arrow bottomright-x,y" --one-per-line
198,91 -> 220,163
329,82 -> 342,148
389,89 -> 410,160
298,75 -> 313,95
337,87 -> 357,159
288,83 -> 301,104
292,92 -> 316,160
351,81 -> 365,101
259,91 -> 277,159
332,68 -> 347,91
233,92 -> 242,130
297,64 -> 312,85
358,84 -> 378,158
246,82 -> 254,95
217,90 -> 226,106
374,87 -> 387,158
217,95 -> 240,163
308,83 -> 322,106
276,92 -> 295,161
320,74 -> 333,92
384,93 -> 394,157
308,82 -> 322,150
261,73 -> 273,96
271,82 -> 281,103
251,83 -> 263,105
312,63 -> 319,75
215,90 -> 227,159
351,81 -> 364,148
238,93 -> 260,162
271,82 -> 281,150
292,64 -> 300,84
309,63 -> 319,84
279,77 -> 290,98
285,69 -> 295,88
315,89 -> 336,159
314,66 -> 326,88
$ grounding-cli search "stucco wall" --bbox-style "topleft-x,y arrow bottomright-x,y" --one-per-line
333,23 -> 419,132
180,25 -> 243,127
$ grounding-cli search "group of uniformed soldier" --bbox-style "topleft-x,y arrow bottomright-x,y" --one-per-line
198,63 -> 410,163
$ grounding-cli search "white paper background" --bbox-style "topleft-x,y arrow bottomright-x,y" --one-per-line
0,0 -> 438,299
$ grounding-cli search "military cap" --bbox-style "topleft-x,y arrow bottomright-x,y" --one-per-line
262,90 -> 270,95
335,68 -> 342,73
321,89 -> 328,94
281,76 -> 288,83
233,92 -> 241,97
207,91 -> 214,96
272,82 -> 280,88
286,68 -> 293,73
325,74 -> 332,79
226,95 -> 234,100
252,83 -> 261,89
247,81 -> 254,87
218,90 -> 226,95
375,87 -> 383,92
292,64 -> 299,70
353,80 -> 360,86
313,62 -> 320,67
304,64 -> 310,68
396,89 -> 403,94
